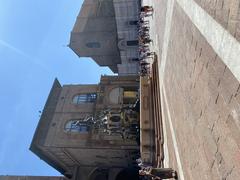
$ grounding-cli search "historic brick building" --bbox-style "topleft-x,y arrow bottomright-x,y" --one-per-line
69,0 -> 140,75
30,75 -> 140,180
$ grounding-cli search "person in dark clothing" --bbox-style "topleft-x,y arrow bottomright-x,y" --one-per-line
139,167 -> 178,179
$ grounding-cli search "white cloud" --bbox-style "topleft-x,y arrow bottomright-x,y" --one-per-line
0,39 -> 50,72
0,39 -> 30,58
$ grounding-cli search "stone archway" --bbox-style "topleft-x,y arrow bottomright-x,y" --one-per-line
88,168 -> 109,180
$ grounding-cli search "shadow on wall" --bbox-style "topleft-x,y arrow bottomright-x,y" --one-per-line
115,168 -> 140,180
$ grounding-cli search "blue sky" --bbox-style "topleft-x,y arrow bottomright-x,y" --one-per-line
0,0 -> 113,176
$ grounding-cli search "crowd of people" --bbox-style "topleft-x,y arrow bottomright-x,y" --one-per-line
137,5 -> 178,180
138,5 -> 155,77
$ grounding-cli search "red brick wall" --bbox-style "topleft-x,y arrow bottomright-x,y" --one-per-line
160,2 -> 240,179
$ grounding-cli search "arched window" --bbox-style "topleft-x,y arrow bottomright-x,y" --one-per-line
86,42 -> 101,48
109,87 -> 123,104
126,40 -> 139,46
128,20 -> 138,25
73,93 -> 97,104
65,120 -> 89,133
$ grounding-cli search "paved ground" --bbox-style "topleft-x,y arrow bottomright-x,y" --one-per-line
142,0 -> 240,179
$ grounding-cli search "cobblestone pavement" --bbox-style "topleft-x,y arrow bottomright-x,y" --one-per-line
142,0 -> 240,179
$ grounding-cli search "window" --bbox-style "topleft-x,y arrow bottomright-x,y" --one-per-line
110,116 -> 121,122
126,40 -> 139,46
86,42 -> 101,48
130,58 -> 140,62
65,120 -> 89,133
73,93 -> 97,104
128,20 -> 138,25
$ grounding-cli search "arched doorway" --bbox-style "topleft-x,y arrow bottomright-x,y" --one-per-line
88,168 -> 109,180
